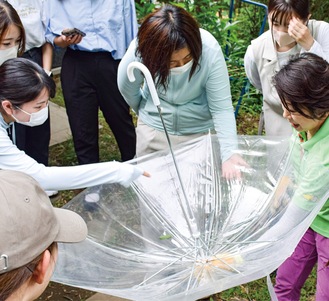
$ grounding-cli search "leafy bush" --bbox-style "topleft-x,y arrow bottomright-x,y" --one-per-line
311,0 -> 329,21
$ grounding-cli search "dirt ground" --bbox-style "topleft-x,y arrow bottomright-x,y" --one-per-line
38,282 -> 95,301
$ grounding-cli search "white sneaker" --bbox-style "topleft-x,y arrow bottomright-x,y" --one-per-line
85,192 -> 100,203
84,191 -> 100,211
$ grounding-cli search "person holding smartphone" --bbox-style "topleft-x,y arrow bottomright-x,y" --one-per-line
45,0 -> 138,166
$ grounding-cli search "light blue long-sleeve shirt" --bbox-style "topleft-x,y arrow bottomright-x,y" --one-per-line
45,0 -> 138,59
118,28 -> 238,161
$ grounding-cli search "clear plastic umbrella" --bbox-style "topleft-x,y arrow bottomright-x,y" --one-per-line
52,63 -> 329,300
52,133 -> 329,301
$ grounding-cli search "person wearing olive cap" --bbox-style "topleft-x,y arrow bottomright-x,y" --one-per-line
0,170 -> 88,301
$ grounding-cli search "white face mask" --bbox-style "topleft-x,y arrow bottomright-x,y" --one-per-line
12,104 -> 49,127
273,29 -> 295,47
0,45 -> 18,65
170,60 -> 193,76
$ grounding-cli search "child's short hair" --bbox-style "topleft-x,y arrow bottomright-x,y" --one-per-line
273,53 -> 329,119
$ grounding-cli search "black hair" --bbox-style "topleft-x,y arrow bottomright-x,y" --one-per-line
268,0 -> 310,26
136,4 -> 202,89
273,53 -> 329,119
0,58 -> 56,112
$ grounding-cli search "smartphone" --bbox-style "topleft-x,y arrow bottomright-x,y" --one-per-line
61,28 -> 86,37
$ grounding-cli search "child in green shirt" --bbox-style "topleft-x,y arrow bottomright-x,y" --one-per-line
273,52 -> 329,301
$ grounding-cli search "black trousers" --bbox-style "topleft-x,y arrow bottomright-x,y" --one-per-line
14,47 -> 51,166
61,48 -> 136,164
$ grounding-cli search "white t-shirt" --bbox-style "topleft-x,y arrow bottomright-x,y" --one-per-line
8,0 -> 47,51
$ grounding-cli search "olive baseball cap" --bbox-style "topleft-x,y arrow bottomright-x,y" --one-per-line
0,170 -> 88,274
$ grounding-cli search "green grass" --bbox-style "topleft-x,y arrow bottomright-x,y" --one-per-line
209,268 -> 316,301
49,79 -> 316,301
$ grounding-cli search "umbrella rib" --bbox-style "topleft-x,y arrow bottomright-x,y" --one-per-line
137,247 -> 197,286
132,183 -> 197,248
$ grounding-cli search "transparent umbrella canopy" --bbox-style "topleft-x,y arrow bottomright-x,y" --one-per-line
52,133 -> 329,301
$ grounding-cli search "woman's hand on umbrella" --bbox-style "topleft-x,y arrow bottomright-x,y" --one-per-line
221,154 -> 249,179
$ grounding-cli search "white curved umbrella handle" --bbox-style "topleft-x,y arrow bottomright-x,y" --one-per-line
127,62 -> 160,107
127,63 -> 199,239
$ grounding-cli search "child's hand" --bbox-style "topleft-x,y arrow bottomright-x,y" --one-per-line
271,175 -> 291,214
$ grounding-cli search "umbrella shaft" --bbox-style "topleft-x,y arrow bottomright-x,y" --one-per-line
157,106 -> 200,238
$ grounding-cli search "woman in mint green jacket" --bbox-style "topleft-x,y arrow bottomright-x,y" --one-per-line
118,4 -> 246,178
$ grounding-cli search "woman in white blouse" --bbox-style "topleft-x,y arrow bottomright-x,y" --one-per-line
244,0 -> 329,136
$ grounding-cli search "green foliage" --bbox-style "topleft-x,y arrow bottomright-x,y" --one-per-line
181,0 -> 231,46
135,0 -> 156,23
311,0 -> 329,22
